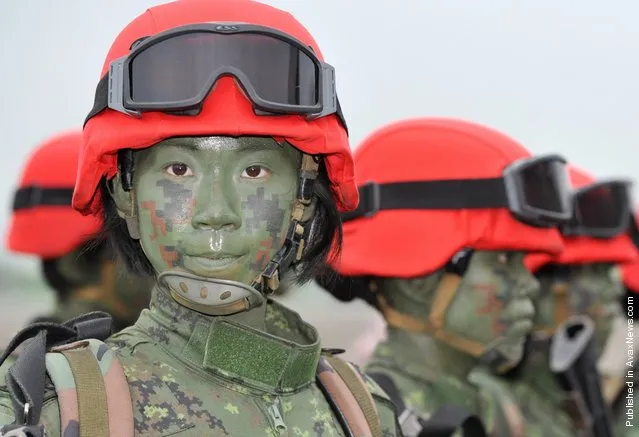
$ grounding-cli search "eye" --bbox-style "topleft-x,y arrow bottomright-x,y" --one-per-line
241,165 -> 270,179
165,163 -> 192,177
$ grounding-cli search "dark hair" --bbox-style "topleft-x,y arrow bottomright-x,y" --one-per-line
99,157 -> 342,285
317,268 -> 379,308
41,238 -> 110,299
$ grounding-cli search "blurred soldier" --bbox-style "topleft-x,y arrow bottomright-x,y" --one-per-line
5,131 -> 153,330
321,118 -> 573,436
474,167 -> 636,436
611,209 -> 639,435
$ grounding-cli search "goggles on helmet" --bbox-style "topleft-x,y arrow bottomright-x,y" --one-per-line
561,179 -> 633,238
85,22 -> 345,128
342,154 -> 572,228
13,186 -> 74,211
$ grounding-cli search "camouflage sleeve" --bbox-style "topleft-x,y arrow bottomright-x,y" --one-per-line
0,389 -> 62,437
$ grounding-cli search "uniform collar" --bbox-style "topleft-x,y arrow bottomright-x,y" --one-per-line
137,285 -> 321,393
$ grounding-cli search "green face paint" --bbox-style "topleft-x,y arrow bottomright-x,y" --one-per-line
534,263 -> 623,352
133,136 -> 300,286
445,251 -> 538,363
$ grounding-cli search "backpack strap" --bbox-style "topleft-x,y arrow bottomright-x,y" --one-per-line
45,339 -> 134,437
316,353 -> 383,437
0,312 -> 113,427
368,372 -> 488,437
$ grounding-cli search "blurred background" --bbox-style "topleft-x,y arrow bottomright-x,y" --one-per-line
0,0 -> 637,368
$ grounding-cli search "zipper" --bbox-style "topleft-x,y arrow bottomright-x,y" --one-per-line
267,397 -> 288,436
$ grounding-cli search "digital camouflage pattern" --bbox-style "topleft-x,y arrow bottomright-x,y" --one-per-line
0,291 -> 399,437
130,136 -> 300,286
368,329 -> 525,437
473,263 -> 626,437
470,354 -> 577,437
366,251 -> 536,436
535,263 -> 623,352
0,136 -> 400,436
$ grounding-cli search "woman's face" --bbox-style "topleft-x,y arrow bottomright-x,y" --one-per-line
445,251 -> 538,365
131,136 -> 300,285
534,263 -> 623,352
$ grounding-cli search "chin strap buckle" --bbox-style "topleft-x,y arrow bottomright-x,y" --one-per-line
252,154 -> 319,294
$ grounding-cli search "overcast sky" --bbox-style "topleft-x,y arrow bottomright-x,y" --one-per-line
1,0 -> 637,274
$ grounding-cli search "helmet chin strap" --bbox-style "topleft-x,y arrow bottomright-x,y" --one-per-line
159,154 -> 320,316
377,273 -> 521,374
158,271 -> 266,316
251,154 -> 319,294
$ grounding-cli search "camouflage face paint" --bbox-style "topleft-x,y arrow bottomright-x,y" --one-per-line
534,263 -> 623,352
133,136 -> 300,285
445,251 -> 538,363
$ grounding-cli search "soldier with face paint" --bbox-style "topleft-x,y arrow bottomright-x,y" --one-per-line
476,167 -> 637,437
0,1 -> 402,436
320,118 -> 573,437
5,131 -> 152,330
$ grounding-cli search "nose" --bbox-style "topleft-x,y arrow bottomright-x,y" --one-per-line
190,175 -> 241,231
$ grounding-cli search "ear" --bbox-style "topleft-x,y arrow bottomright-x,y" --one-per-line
108,173 -> 141,239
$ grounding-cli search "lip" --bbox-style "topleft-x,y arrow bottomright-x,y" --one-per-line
183,254 -> 247,278
503,298 -> 535,321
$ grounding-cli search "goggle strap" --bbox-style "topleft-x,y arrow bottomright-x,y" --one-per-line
341,178 -> 509,222
84,74 -> 109,126
13,186 -> 74,211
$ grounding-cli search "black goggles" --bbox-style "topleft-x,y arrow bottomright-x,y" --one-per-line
561,179 -> 633,238
85,23 -> 346,130
341,154 -> 573,228
12,186 -> 74,211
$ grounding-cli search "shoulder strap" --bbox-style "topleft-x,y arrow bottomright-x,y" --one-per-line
45,339 -> 134,437
0,312 -> 112,428
316,353 -> 383,437
368,372 -> 487,437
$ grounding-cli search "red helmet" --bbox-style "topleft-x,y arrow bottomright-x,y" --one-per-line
6,131 -> 101,259
333,118 -> 565,278
73,0 -> 357,216
623,209 -> 639,293
526,167 -> 638,272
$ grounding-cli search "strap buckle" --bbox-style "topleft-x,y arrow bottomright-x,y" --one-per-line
22,403 -> 29,425
2,429 -> 28,437
398,408 -> 423,437
13,186 -> 43,210
360,182 -> 381,218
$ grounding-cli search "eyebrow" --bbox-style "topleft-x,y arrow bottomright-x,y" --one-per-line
161,137 -> 284,154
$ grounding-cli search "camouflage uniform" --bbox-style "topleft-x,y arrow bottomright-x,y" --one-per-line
0,286 -> 399,436
469,342 -> 574,437
471,264 -> 626,436
368,328 -> 524,437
